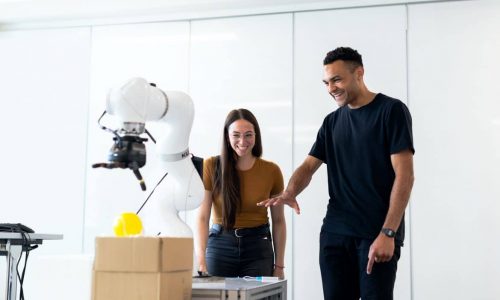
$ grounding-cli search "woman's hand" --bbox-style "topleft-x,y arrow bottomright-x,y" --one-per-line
273,266 -> 285,279
198,258 -> 207,273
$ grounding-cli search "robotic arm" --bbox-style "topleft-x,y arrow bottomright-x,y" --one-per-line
93,77 -> 200,188
93,77 -> 204,236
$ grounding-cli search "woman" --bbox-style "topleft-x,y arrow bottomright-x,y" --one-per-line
196,108 -> 286,279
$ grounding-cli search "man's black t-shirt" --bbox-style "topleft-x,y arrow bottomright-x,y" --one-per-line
309,93 -> 414,245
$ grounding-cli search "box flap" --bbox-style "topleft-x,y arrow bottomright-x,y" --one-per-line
94,237 -> 161,272
94,237 -> 193,272
160,237 -> 193,272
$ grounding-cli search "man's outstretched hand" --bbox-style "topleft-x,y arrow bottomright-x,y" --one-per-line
257,191 -> 301,214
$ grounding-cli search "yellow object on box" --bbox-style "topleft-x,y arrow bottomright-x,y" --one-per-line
113,212 -> 143,236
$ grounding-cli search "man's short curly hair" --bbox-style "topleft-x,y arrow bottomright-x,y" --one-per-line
323,47 -> 363,70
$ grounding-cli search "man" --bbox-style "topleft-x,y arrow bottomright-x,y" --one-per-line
258,47 -> 414,299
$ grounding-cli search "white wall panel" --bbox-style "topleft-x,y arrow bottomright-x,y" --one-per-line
294,6 -> 409,300
0,28 -> 91,253
0,27 -> 91,300
408,2 -> 500,299
24,255 -> 93,300
189,13 -> 294,284
85,22 -> 191,251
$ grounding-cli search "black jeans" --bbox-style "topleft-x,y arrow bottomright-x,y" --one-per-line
319,230 -> 401,300
206,223 -> 274,277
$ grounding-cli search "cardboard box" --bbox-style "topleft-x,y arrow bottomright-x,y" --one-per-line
92,270 -> 192,300
93,236 -> 193,272
92,237 -> 193,300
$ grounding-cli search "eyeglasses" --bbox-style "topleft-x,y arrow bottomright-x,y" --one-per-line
230,132 -> 256,141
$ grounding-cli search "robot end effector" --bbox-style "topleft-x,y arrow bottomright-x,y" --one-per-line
92,78 -> 202,191
91,133 -> 148,190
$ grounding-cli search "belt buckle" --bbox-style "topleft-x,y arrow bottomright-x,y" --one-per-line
234,228 -> 243,238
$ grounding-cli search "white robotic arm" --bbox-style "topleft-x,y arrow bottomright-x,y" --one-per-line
106,77 -> 195,158
94,77 -> 204,237
106,77 -> 168,125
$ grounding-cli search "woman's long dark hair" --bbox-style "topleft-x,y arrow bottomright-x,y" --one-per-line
213,108 -> 262,229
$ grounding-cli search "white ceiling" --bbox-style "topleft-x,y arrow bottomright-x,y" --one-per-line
0,0 -> 457,27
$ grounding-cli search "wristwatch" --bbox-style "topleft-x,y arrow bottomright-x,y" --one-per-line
381,228 -> 396,238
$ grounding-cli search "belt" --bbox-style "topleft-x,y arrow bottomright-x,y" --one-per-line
212,223 -> 270,238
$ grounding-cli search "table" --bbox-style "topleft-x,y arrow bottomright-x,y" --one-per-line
192,277 -> 287,300
0,233 -> 63,300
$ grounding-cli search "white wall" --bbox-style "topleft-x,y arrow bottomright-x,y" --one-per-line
0,27 -> 92,299
408,1 -> 500,299
1,1 -> 499,299
0,27 -> 91,253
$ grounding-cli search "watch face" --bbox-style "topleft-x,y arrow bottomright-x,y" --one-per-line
382,228 -> 396,237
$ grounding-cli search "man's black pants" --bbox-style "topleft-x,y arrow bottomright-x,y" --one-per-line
319,230 -> 401,300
